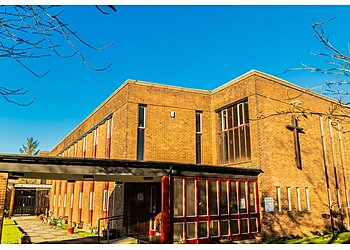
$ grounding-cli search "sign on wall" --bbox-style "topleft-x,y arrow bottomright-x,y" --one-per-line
264,197 -> 274,212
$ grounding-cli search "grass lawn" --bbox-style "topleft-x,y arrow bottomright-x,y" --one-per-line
1,219 -> 24,244
272,232 -> 350,244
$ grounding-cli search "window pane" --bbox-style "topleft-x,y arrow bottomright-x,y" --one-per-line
234,128 -> 240,161
223,132 -> 228,163
198,180 -> 207,216
137,129 -> 144,160
241,219 -> 248,234
249,182 -> 256,213
210,221 -> 219,237
209,181 -> 218,215
250,218 -> 257,233
173,223 -> 184,242
229,130 -> 234,162
196,134 -> 202,164
196,112 -> 202,133
230,181 -> 238,214
186,222 -> 196,239
231,220 -> 239,235
220,181 -> 228,214
240,126 -> 246,159
186,179 -> 196,216
138,106 -> 145,128
220,220 -> 229,236
244,101 -> 249,124
238,104 -> 243,126
233,105 -> 238,127
218,113 -> 222,132
174,179 -> 183,216
246,125 -> 251,158
198,222 -> 208,238
222,110 -> 227,130
227,108 -> 233,129
239,182 -> 247,213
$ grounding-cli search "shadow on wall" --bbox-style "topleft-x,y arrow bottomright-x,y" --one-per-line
260,191 -> 337,241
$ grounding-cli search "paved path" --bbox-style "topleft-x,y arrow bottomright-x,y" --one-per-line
12,216 -> 97,244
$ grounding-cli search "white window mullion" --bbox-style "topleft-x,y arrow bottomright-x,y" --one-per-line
63,194 -> 67,208
287,187 -> 291,211
305,187 -> 310,211
89,191 -> 94,210
296,187 -> 301,211
58,194 -> 61,208
328,188 -> 332,207
53,195 -> 56,206
79,192 -> 83,209
277,187 -> 281,212
70,193 -> 74,209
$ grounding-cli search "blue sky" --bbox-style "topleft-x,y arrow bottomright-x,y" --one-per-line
1,5 -> 350,153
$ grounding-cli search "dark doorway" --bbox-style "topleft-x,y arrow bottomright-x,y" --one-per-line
13,189 -> 50,215
124,182 -> 161,235
14,189 -> 36,215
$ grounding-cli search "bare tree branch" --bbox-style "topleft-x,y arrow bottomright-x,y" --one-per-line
0,5 -> 114,105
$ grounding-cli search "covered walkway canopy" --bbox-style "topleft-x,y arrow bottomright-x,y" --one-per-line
0,154 -> 262,182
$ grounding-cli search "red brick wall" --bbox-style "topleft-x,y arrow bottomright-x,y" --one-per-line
0,173 -> 8,243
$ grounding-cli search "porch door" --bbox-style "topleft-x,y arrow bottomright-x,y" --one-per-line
14,189 -> 36,215
124,183 -> 161,235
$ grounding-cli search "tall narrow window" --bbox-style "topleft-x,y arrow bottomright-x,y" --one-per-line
196,111 -> 202,164
296,187 -> 301,211
239,182 -> 247,213
89,191 -> 94,210
230,181 -> 238,214
63,194 -> 67,208
67,148 -> 70,157
217,100 -> 250,164
103,190 -> 109,212
305,187 -> 310,211
93,127 -> 98,158
74,143 -> 77,157
79,192 -> 83,209
328,188 -> 332,207
106,118 -> 112,159
287,187 -> 291,211
174,179 -> 184,217
137,105 -> 146,160
220,181 -> 228,215
337,189 -> 341,208
83,136 -> 87,157
276,187 -> 281,212
186,180 -> 196,216
198,180 -> 207,216
58,195 -> 61,208
53,195 -> 56,207
248,182 -> 257,213
70,193 -> 74,209
209,181 -> 218,215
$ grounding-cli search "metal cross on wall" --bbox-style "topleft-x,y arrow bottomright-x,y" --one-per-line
286,115 -> 305,170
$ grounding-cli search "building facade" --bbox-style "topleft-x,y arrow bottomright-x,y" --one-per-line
47,70 -> 350,243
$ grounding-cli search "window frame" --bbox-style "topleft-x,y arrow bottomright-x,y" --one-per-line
217,99 -> 251,164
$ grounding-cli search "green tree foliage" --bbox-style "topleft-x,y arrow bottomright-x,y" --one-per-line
19,137 -> 40,155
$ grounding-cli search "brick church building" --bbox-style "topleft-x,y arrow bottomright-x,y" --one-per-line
46,70 -> 350,243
